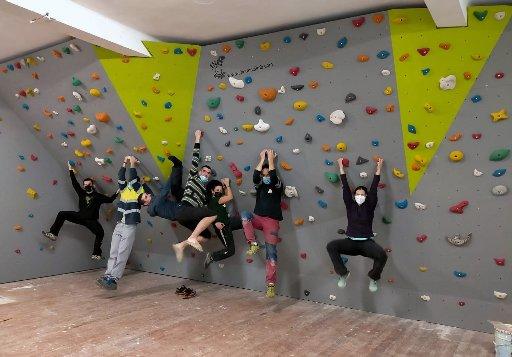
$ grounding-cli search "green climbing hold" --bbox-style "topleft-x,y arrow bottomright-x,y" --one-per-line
62,46 -> 71,55
72,104 -> 82,113
382,216 -> 392,224
72,77 -> 82,86
473,10 -> 488,21
489,148 -> 510,161
207,97 -> 221,109
104,157 -> 112,164
114,137 -> 124,144
325,172 -> 339,183
235,39 -> 245,49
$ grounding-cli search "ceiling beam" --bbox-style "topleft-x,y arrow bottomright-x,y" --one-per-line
424,0 -> 468,27
4,0 -> 158,57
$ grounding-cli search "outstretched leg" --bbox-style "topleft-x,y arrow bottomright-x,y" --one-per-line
187,215 -> 217,241
361,240 -> 388,281
47,211 -> 83,237
168,156 -> 184,201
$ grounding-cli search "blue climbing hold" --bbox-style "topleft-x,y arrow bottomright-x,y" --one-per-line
421,68 -> 430,75
18,155 -> 25,160
337,37 -> 348,48
160,266 -> 165,272
67,120 -> 75,126
244,76 -> 253,84
164,101 -> 172,109
493,168 -> 506,177
7,64 -> 14,71
102,87 -> 108,93
157,155 -> 165,163
372,139 -> 379,147
341,256 -> 349,264
174,48 -> 183,54
283,36 -> 292,44
395,199 -> 408,209
470,95 -> 482,103
141,100 -> 148,107
325,159 -> 334,166
216,113 -> 224,120
408,124 -> 416,134
68,160 -> 76,167
376,50 -> 390,59
147,220 -> 153,227
60,132 -> 68,139
316,114 -> 326,123
318,200 -> 328,209
453,271 -> 467,278
28,213 -> 34,218
116,125 -> 123,131
244,165 -> 251,172
22,103 -> 29,110
276,135 -> 283,143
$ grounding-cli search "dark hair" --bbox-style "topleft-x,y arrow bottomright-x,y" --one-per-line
137,193 -> 146,206
83,177 -> 94,184
262,163 -> 269,170
201,165 -> 212,171
206,179 -> 223,201
353,186 -> 368,195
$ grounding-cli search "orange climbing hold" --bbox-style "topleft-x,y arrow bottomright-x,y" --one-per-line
51,50 -> 62,58
32,72 -> 39,79
90,72 -> 100,80
164,116 -> 172,122
308,80 -> 319,89
258,87 -> 278,102
321,144 -> 331,152
121,56 -> 130,63
42,109 -> 53,118
357,54 -> 369,62
95,112 -> 110,123
463,71 -> 472,80
236,138 -> 244,145
151,86 -> 160,94
399,53 -> 410,62
207,85 -> 214,92
13,225 -> 23,232
17,165 -> 25,172
439,42 -> 451,50
106,147 -> 114,155
57,96 -> 65,102
385,104 -> 395,112
222,44 -> 231,53
294,218 -> 305,226
280,161 -> 293,171
448,132 -> 463,141
284,117 -> 294,126
372,13 -> 384,23
411,162 -> 421,171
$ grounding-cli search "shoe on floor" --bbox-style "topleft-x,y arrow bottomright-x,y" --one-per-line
186,237 -> 203,252
42,231 -> 57,241
96,276 -> 117,290
182,287 -> 196,299
203,252 -> 213,270
337,272 -> 351,288
266,283 -> 276,298
91,254 -> 102,261
175,285 -> 187,295
173,243 -> 185,263
369,279 -> 378,293
246,242 -> 261,255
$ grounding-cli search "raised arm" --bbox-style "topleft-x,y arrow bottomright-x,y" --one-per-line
253,149 -> 266,184
117,156 -> 130,190
127,156 -> 142,191
367,158 -> 383,208
98,189 -> 119,204
189,130 -> 202,177
142,183 -> 153,196
218,178 -> 233,204
68,162 -> 84,195
337,157 -> 353,207
266,149 -> 281,187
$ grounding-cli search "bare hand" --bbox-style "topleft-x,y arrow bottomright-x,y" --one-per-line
129,156 -> 138,166
377,158 -> 384,167
67,161 -> 73,170
215,222 -> 225,230
337,157 -> 345,167
194,130 -> 203,142
221,178 -> 230,186
259,149 -> 267,160
267,149 -> 276,160
123,156 -> 131,164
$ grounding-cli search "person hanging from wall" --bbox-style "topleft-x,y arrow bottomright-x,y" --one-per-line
42,161 -> 119,260
326,157 -> 387,293
171,130 -> 219,262
97,155 -> 153,290
203,177 -> 243,269
241,149 -> 283,298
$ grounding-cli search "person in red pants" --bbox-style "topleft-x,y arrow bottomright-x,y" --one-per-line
241,149 -> 283,298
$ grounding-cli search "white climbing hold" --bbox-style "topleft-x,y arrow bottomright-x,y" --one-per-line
329,294 -> 336,301
414,202 -> 427,210
359,172 -> 368,178
153,73 -> 161,81
33,88 -> 40,95
161,140 -> 168,146
94,157 -> 105,166
439,75 -> 456,90
420,295 -> 431,302
86,124 -> 97,135
473,169 -> 483,177
36,56 -> 45,62
278,86 -> 286,94
492,185 -> 508,196
218,263 -> 225,269
494,291 -> 507,299
219,127 -> 228,134
228,76 -> 245,89
72,91 -> 83,101
61,142 -> 68,147
52,110 -> 59,116
238,190 -> 246,196
204,156 -> 212,162
308,216 -> 315,222
425,141 -> 434,149
381,69 -> 391,76
292,148 -> 301,154
316,28 -> 326,36
153,177 -> 160,181
254,119 -> 270,132
329,110 -> 345,125
210,50 -> 218,57
284,186 -> 299,198
494,11 -> 506,20
69,43 -> 81,52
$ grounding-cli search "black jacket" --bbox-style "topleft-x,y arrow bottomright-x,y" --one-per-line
253,169 -> 283,221
70,170 -> 117,220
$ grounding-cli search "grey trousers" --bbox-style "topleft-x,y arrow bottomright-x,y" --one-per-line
104,222 -> 137,280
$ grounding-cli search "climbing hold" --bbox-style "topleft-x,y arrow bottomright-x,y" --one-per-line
22,103 -> 29,110
494,258 -> 505,266
336,142 -> 346,152
321,144 -> 330,151
473,10 -> 488,21
218,82 -> 227,90
72,91 -> 83,101
242,124 -> 254,132
282,117 -> 294,126
471,54 -> 484,61
381,69 -> 391,76
71,77 -> 82,86
383,86 -> 393,95
399,53 -> 410,62
293,100 -> 308,111
494,291 -> 507,300
316,28 -> 326,36
259,41 -> 271,51
30,153 -> 38,161
291,85 -> 304,91
187,47 -> 197,56
204,115 -> 212,123
407,141 -> 419,150
254,119 -> 270,133
413,202 -> 426,211
490,109 -> 508,122
392,16 -> 407,24
494,11 -> 506,20
299,32 -> 309,40
414,155 -> 427,166
305,133 -> 312,143
345,93 -> 356,103
216,155 -> 224,161
219,127 -> 228,135
80,138 -> 92,147
449,200 -> 469,214
321,61 -> 334,69
318,200 -> 327,209
89,88 -> 101,97
395,199 -> 408,209
234,39 -> 245,49
425,141 -> 435,149
463,71 -> 472,80
26,187 -> 38,199
72,105 -> 82,113
449,150 -> 464,162
446,233 -> 472,246
407,124 -> 416,134
471,133 -> 482,140
341,158 -> 349,167
61,142 -> 68,147
420,295 -> 431,302
17,164 -> 25,172
236,139 -> 244,145
439,42 -> 451,50
33,123 -> 41,132
492,185 -> 508,196
278,86 -> 286,94
472,169 -> 483,177
207,97 -> 221,109
359,172 -> 367,178
421,68 -> 430,75
325,159 -> 333,166
393,168 -> 405,179
376,50 -> 390,59
308,81 -> 319,89
489,149 -> 510,161
229,77 -> 245,89
325,172 -> 339,183
419,266 -> 428,272
284,186 -> 299,198
216,113 -> 224,120
280,161 -> 292,171
114,137 -> 124,144
417,47 -> 430,56
492,168 -> 506,177
275,135 -> 283,143
228,162 -> 243,179
164,102 -> 172,109
95,112 -> 110,123
352,16 -> 365,27
294,218 -> 304,226
225,141 -> 231,147
471,95 -> 482,103
453,271 -> 467,278
495,72 -> 505,79
235,95 -> 245,102
292,148 -> 300,154
416,234 -> 428,243
337,37 -> 348,48
439,75 -> 456,90
365,106 -> 377,115
448,132 -> 462,141
329,110 -> 345,125
357,54 -> 369,63
258,88 -> 278,102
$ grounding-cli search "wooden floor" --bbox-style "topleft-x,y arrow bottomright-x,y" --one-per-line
0,270 -> 493,356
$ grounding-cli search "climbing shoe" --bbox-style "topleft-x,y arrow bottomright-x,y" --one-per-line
337,272 -> 351,288
266,283 -> 276,298
246,242 -> 261,255
42,231 -> 57,241
369,279 -> 378,293
203,252 -> 214,270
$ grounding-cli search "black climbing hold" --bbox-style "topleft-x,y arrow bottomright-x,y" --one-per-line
233,127 -> 239,131
225,141 -> 231,147
345,93 -> 356,103
356,156 -> 369,165
305,133 -> 312,143
299,32 -> 309,40
304,290 -> 310,296
337,229 -> 346,235
291,85 -> 304,91
254,106 -> 262,115
315,186 -> 324,194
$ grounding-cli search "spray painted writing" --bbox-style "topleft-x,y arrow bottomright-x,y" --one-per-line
209,56 -> 274,79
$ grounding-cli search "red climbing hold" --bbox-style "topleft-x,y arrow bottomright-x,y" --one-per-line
171,222 -> 177,228
495,72 -> 504,79
235,95 -> 245,102
280,201 -> 289,210
365,106 -> 377,115
289,67 -> 300,76
66,108 -> 74,113
352,17 -> 365,27
449,200 -> 469,214
387,278 -> 395,283
14,62 -> 21,69
30,154 -> 38,161
458,301 -> 466,307
102,175 -> 113,183
417,48 -> 430,56
67,131 -> 75,137
229,162 -> 243,178
342,158 -> 350,167
416,234 -> 428,243
407,141 -> 419,150
187,48 -> 197,56
472,133 -> 482,139
377,183 -> 386,189
14,249 -> 21,255
300,252 -> 307,259
246,257 -> 253,264
18,89 -> 27,97
494,258 -> 505,266
51,179 -> 58,186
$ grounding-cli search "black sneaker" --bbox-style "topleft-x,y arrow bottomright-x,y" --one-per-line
42,231 -> 57,241
97,276 -> 117,290
91,249 -> 102,260
203,253 -> 213,270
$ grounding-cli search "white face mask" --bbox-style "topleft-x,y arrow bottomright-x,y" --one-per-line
354,195 -> 366,205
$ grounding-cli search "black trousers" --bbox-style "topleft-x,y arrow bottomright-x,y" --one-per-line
211,216 -> 242,262
49,211 -> 104,255
169,164 -> 184,202
326,238 -> 387,281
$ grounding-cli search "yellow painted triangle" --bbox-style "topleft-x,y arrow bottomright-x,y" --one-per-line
389,6 -> 511,194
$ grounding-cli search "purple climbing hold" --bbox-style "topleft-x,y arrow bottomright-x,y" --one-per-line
337,37 -> 348,48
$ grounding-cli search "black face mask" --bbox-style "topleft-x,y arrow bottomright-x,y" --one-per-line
213,191 -> 223,197
84,185 -> 94,193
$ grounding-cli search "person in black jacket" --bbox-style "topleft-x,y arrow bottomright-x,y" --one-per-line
42,161 -> 118,260
326,157 -> 387,293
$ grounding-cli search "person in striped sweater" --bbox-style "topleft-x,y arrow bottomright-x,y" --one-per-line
172,130 -> 218,262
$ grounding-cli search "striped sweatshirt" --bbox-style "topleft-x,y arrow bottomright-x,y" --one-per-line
115,166 -> 153,225
181,142 -> 207,207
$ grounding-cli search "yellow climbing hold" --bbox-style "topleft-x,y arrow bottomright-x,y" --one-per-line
33,123 -> 41,131
204,115 -> 212,122
419,266 -> 428,272
218,82 -> 227,90
449,150 -> 464,162
383,86 -> 393,95
216,155 -> 224,161
490,109 -> 508,122
74,149 -> 85,158
260,41 -> 271,51
471,53 -> 484,61
140,122 -> 148,130
393,168 -> 405,178
336,142 -> 347,151
151,86 -> 160,94
82,117 -> 90,123
89,88 -> 101,97
133,111 -> 142,118
392,16 -> 407,24
424,102 -> 434,113
321,61 -> 334,69
242,124 -> 254,132
142,176 -> 151,183
413,155 -> 427,166
293,100 -> 308,111
26,187 -> 38,199
80,138 -> 92,147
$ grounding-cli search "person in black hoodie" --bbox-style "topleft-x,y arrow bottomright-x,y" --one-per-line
326,157 -> 387,293
42,161 -> 118,260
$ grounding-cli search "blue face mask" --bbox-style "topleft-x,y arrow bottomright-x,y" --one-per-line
199,175 -> 208,183
262,176 -> 271,185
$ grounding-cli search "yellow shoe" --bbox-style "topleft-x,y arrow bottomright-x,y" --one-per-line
266,283 -> 276,298
246,242 -> 260,255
